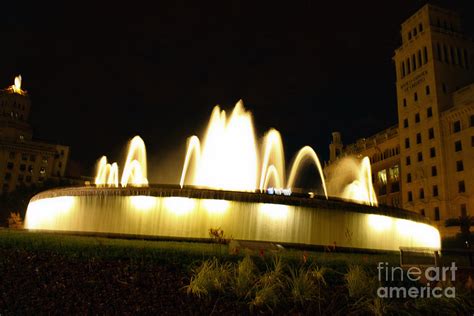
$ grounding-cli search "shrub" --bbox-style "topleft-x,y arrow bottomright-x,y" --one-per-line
232,255 -> 256,298
345,265 -> 377,299
250,256 -> 285,311
287,267 -> 317,305
186,258 -> 232,298
209,227 -> 229,244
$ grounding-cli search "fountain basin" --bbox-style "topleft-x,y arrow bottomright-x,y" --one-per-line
24,186 -> 440,251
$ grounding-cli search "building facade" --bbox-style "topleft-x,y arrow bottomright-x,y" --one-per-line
327,4 -> 474,236
0,76 -> 69,193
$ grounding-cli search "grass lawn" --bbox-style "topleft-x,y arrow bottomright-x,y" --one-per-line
1,229 -> 473,314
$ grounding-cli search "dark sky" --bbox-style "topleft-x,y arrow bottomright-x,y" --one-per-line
1,1 -> 473,182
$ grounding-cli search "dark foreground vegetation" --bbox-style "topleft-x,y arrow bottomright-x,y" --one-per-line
0,229 -> 473,315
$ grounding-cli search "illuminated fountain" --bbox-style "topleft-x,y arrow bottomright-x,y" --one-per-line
24,101 -> 441,251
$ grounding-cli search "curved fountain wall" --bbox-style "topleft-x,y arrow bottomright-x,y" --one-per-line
24,186 -> 441,252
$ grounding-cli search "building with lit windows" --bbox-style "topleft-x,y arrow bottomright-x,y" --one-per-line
327,4 -> 474,236
0,76 -> 69,193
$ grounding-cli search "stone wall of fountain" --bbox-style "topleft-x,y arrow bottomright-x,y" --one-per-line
25,186 -> 440,251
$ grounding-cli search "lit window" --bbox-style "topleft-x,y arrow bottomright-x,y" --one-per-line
389,165 -> 399,182
40,167 -> 46,175
377,170 -> 387,185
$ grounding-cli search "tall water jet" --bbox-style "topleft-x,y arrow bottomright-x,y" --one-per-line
259,129 -> 285,190
179,136 -> 201,188
94,136 -> 148,187
108,163 -> 119,187
121,136 -> 148,187
325,156 -> 378,206
181,100 -> 259,191
262,165 -> 282,189
287,146 -> 328,198
95,156 -> 119,187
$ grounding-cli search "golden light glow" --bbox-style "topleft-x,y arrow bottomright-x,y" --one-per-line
181,101 -> 259,191
260,203 -> 289,220
202,199 -> 230,214
8,75 -> 26,95
24,193 -> 441,251
130,196 -> 157,210
262,165 -> 282,189
328,156 -> 378,206
259,129 -> 285,190
396,218 -> 417,236
24,196 -> 75,229
417,224 -> 441,249
287,146 -> 328,198
95,157 -> 119,187
164,197 -> 195,215
179,135 -> 201,188
368,214 -> 392,231
121,136 -> 148,187
94,136 -> 148,187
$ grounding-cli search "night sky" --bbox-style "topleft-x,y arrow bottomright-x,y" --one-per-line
1,1 -> 473,183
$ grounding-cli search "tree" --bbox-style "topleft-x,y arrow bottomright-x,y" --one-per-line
445,215 -> 474,248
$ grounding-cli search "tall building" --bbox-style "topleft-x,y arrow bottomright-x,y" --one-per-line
327,4 -> 474,236
0,76 -> 69,193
